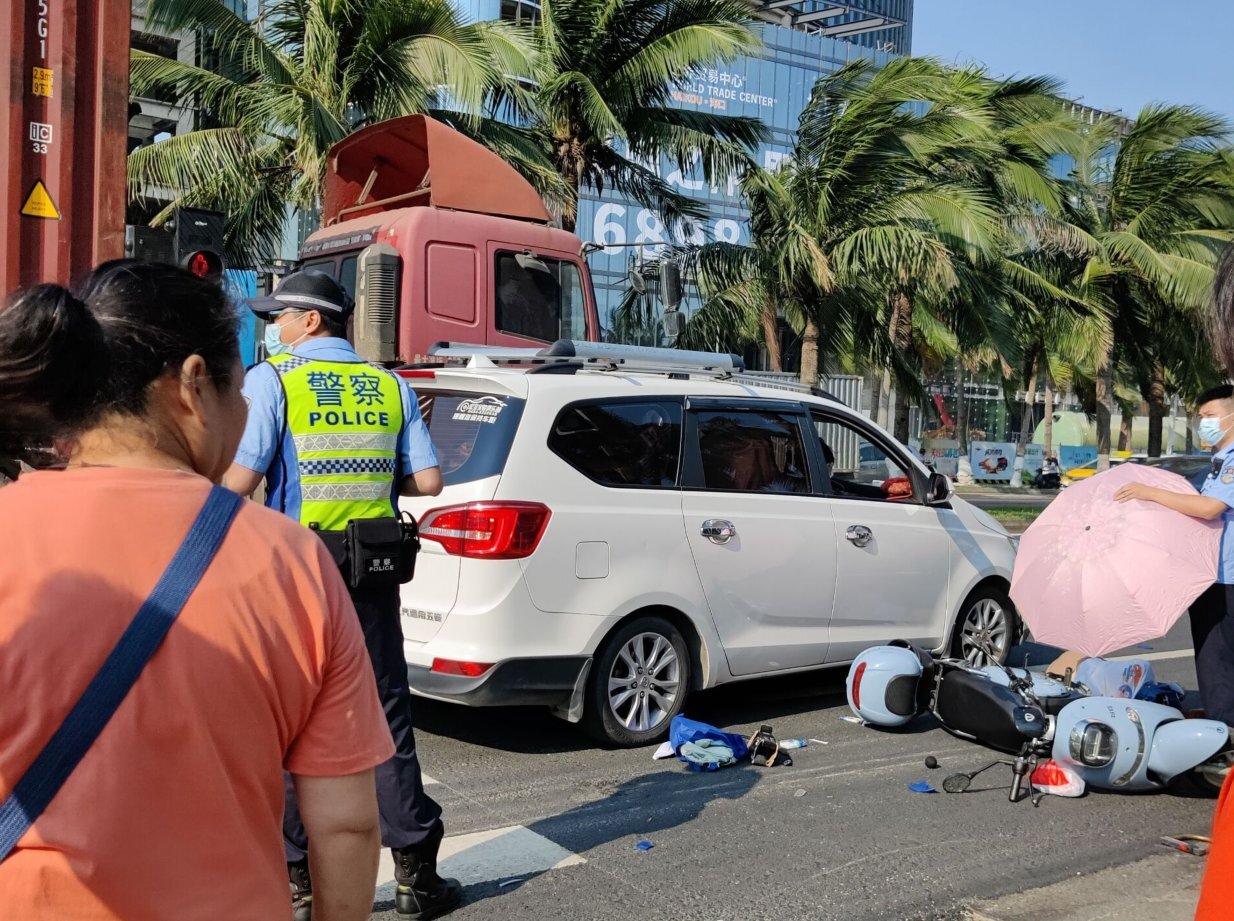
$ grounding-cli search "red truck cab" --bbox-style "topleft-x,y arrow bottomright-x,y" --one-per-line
296,115 -> 600,362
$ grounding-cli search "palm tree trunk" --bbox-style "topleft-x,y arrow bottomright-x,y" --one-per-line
800,315 -> 820,387
1148,362 -> 1166,457
868,372 -> 882,422
760,298 -> 782,371
889,291 -> 914,444
1020,354 -> 1039,447
954,362 -> 970,454
1096,359 -> 1114,470
1118,413 -> 1132,453
1186,410 -> 1196,454
1043,373 -> 1055,457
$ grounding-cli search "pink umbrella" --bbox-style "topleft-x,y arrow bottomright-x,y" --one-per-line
1010,462 -> 1221,657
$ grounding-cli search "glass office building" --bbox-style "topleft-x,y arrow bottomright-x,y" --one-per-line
455,0 -> 914,335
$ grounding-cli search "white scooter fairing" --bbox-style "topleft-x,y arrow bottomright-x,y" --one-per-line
1052,697 -> 1230,791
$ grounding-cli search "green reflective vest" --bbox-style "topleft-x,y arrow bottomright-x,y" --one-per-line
269,353 -> 404,530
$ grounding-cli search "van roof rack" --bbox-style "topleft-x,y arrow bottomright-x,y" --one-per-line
423,340 -> 844,403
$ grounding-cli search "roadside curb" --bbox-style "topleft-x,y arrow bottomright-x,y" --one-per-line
960,853 -> 1205,921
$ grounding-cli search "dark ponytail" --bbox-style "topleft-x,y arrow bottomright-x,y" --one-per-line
0,284 -> 109,461
0,261 -> 239,462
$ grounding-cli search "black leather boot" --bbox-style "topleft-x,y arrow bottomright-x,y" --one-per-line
288,858 -> 313,921
392,826 -> 463,920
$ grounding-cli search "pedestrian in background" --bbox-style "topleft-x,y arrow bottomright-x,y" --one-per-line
1196,244 -> 1234,920
0,262 -> 393,921
223,270 -> 459,921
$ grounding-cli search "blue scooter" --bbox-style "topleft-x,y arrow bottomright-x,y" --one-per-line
847,642 -> 1232,803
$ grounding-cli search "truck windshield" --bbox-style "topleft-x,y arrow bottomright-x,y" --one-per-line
494,252 -> 587,343
300,256 -> 358,300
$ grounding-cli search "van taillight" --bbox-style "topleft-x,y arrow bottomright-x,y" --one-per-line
418,502 -> 551,559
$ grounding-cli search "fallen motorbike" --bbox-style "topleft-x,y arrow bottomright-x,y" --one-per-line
1032,471 -> 1061,489
847,641 -> 1232,804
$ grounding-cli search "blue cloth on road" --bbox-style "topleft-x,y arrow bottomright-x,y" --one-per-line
234,337 -> 437,521
669,715 -> 749,772
1200,443 -> 1234,584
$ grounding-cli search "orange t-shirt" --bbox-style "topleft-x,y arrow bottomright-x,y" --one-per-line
0,467 -> 395,921
1196,769 -> 1234,919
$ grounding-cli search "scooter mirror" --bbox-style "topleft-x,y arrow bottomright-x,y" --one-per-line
943,773 -> 972,794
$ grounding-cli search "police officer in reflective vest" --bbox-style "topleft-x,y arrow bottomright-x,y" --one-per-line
224,270 -> 461,920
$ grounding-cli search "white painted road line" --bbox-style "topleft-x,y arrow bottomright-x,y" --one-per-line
1109,648 -> 1193,663
422,774 -> 439,785
375,825 -> 586,901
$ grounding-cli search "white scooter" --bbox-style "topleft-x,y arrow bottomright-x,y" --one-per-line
847,641 -> 1232,803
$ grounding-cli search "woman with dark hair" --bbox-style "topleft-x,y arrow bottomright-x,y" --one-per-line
1197,245 -> 1234,921
0,262 -> 393,921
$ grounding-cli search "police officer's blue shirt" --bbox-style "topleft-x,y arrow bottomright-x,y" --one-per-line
234,338 -> 438,522
1200,442 -> 1234,584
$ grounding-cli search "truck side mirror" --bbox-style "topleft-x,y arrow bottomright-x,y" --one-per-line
662,309 -> 684,342
661,260 -> 682,310
355,242 -> 400,363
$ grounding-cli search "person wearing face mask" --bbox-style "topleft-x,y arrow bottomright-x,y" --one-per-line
0,262 -> 395,921
223,270 -> 456,921
1114,383 -> 1234,730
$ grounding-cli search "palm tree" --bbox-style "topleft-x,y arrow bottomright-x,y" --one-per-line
128,0 -> 546,264
683,57 -> 1002,431
1062,106 -> 1234,467
525,0 -> 766,233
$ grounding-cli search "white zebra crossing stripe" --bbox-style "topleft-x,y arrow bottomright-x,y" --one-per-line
375,825 -> 585,901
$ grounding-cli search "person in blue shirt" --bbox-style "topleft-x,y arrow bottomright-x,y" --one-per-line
223,270 -> 460,921
1115,383 -> 1234,728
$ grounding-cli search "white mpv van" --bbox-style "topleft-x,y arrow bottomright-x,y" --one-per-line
395,343 -> 1020,746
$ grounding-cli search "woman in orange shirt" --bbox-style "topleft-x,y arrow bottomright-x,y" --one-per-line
0,262 -> 395,921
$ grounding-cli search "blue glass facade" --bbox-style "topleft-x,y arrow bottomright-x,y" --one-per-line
454,0 -> 914,333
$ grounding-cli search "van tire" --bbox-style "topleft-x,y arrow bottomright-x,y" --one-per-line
950,585 -> 1018,666
582,616 -> 689,747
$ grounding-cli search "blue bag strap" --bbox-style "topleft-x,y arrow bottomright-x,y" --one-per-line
0,485 -> 243,862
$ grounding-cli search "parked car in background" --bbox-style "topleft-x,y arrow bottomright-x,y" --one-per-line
1127,454 -> 1212,491
1060,454 -> 1132,486
395,342 -> 1021,746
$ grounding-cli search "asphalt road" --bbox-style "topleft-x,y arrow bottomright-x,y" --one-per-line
369,621 -> 1215,921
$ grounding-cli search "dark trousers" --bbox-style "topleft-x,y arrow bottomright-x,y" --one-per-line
285,584 -> 444,862
1191,583 -> 1234,728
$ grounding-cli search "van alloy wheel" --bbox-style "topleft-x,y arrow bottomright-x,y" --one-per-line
607,632 -> 682,732
954,590 -> 1016,666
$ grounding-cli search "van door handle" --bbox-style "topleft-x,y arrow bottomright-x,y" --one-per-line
701,519 -> 737,544
845,525 -> 873,548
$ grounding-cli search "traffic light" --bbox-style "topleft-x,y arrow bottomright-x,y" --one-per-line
172,208 -> 226,280
124,207 -> 226,280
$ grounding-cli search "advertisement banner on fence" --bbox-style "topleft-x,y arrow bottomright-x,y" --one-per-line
1022,444 -> 1045,484
1060,445 -> 1098,472
971,441 -> 1016,482
923,439 -> 961,478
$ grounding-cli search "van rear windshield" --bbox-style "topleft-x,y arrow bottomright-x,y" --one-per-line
416,389 -> 525,485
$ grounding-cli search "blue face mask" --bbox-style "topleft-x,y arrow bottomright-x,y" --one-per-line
1199,414 -> 1232,448
263,322 -> 288,357
263,313 -> 307,357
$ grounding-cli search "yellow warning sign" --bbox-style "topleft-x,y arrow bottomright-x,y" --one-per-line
31,67 -> 54,98
21,181 -> 61,220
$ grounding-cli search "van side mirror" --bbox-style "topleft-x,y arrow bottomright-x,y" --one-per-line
924,471 -> 952,506
354,242 -> 400,362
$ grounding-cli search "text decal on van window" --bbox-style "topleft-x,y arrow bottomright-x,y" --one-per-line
452,395 -> 507,424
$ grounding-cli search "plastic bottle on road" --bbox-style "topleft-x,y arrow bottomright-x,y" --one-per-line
779,739 -> 808,750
